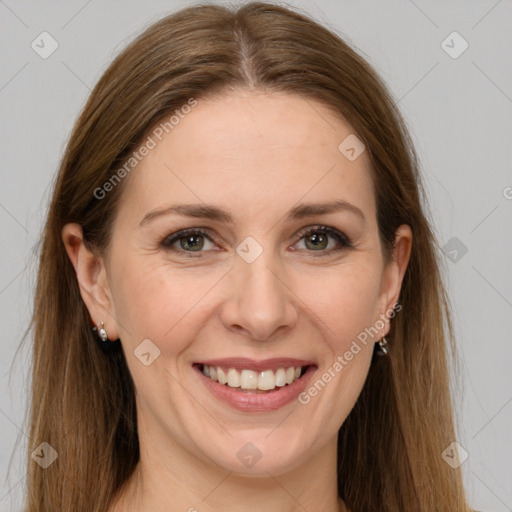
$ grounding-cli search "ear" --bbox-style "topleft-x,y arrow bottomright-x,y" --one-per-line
377,224 -> 412,336
61,223 -> 120,340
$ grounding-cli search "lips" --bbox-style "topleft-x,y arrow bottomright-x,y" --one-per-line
192,357 -> 317,412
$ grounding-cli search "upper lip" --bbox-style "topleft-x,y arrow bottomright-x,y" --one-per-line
195,357 -> 316,372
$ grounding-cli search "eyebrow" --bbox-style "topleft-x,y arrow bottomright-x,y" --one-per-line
139,199 -> 365,227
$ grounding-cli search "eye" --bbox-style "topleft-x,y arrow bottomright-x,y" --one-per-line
293,225 -> 352,256
161,228 -> 217,257
161,225 -> 352,259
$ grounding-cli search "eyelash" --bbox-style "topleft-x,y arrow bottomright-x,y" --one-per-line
160,225 -> 352,259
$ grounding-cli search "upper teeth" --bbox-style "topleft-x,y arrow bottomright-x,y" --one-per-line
202,365 -> 304,391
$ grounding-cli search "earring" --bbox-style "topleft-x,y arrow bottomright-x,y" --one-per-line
377,336 -> 388,355
93,322 -> 109,342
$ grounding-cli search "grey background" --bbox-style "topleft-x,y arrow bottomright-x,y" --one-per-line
1,0 -> 511,510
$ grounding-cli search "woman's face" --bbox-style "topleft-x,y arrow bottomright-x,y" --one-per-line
69,90 -> 411,476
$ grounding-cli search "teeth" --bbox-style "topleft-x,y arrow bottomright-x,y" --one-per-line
257,370 -> 275,390
217,367 -> 227,385
227,368 -> 240,388
275,368 -> 286,387
240,369 -> 258,389
202,365 -> 306,391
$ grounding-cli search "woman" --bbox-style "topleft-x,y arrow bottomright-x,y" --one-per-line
25,2 -> 474,511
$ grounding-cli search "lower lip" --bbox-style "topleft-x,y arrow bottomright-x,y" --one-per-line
193,364 -> 317,412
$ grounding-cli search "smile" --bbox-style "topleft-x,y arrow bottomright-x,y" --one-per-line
193,358 -> 317,412
201,364 -> 307,392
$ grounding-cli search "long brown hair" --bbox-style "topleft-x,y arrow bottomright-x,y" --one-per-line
22,2 -> 472,510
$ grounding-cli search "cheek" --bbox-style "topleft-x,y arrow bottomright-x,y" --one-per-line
110,256 -> 228,350
111,252 -> 383,352
295,260 -> 384,349
294,264 -> 380,437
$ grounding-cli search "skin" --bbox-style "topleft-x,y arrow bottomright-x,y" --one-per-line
63,90 -> 412,512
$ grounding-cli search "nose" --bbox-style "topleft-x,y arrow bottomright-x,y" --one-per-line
219,249 -> 298,342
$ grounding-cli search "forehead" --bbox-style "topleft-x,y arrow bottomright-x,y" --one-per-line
117,91 -> 376,225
